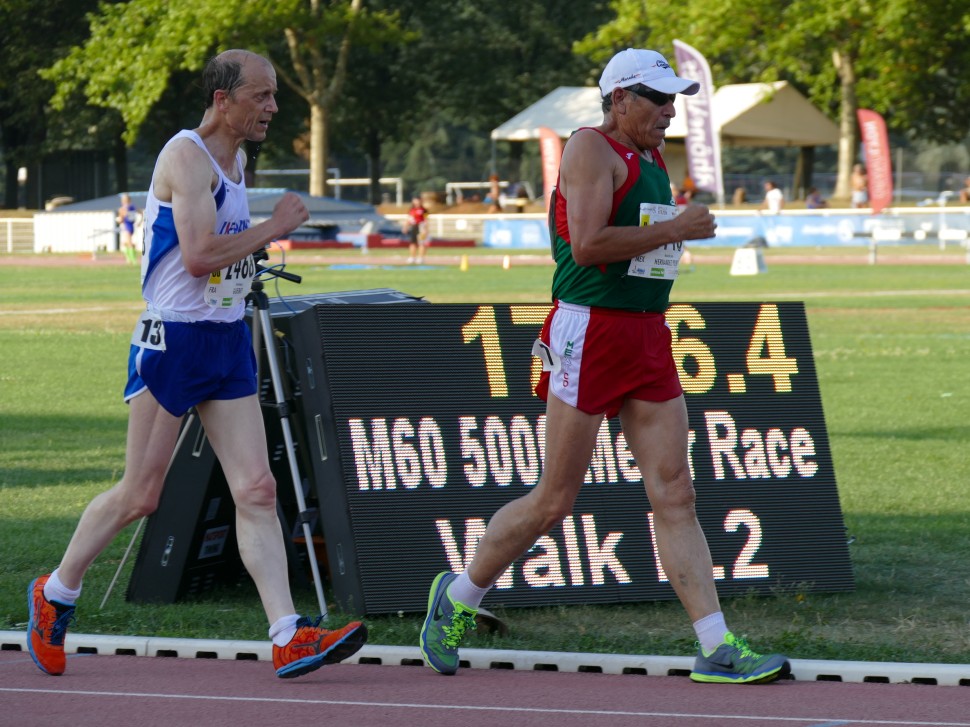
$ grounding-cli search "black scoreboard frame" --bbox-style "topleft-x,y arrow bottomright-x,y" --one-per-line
287,300 -> 854,615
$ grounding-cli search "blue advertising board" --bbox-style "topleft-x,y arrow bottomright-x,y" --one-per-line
482,208 -> 969,248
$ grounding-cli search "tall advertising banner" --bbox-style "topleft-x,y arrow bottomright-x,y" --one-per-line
857,109 -> 893,214
538,126 -> 563,213
672,40 -> 724,205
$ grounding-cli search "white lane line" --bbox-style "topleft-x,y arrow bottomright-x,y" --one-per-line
1,687 -> 968,726
4,305 -> 142,315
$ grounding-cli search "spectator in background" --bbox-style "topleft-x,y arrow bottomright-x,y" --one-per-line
404,195 -> 430,264
959,176 -> 970,204
761,180 -> 784,214
851,164 -> 869,208
732,187 -> 747,206
117,193 -> 140,265
486,174 -> 502,213
805,187 -> 828,209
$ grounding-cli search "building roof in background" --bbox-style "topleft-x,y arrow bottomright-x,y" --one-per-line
491,81 -> 839,147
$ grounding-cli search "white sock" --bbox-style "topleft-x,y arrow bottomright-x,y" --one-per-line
693,611 -> 729,653
446,571 -> 491,610
44,569 -> 82,605
269,614 -> 301,647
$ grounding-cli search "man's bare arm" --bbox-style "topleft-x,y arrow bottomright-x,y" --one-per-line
156,140 -> 308,277
561,130 -> 715,267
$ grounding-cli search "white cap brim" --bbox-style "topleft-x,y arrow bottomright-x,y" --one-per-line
645,77 -> 700,96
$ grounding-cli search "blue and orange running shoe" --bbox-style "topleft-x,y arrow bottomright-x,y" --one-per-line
27,574 -> 76,676
273,616 -> 368,678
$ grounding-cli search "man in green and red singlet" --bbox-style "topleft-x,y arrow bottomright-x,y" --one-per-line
420,47 -> 791,685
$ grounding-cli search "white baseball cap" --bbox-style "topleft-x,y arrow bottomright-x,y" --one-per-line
598,48 -> 700,97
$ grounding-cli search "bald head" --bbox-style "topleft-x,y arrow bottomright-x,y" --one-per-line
202,50 -> 270,109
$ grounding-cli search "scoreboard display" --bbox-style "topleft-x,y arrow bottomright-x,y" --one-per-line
287,301 -> 854,615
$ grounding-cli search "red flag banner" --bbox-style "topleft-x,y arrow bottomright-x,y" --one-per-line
857,109 -> 893,214
538,126 -> 563,213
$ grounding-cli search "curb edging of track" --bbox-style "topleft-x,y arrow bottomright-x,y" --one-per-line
2,630 -> 968,686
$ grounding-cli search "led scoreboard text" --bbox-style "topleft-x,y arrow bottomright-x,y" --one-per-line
293,302 -> 854,615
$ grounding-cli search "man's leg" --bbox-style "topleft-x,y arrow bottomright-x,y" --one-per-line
619,395 -> 789,684
196,395 -> 294,623
619,396 -> 720,621
416,228 -> 427,264
420,394 -> 603,674
28,391 -> 182,675
196,396 -> 367,678
59,391 -> 183,588
467,395 -> 604,587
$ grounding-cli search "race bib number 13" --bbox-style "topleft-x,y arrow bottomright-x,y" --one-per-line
131,311 -> 166,351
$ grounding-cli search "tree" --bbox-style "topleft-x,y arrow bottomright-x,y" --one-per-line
577,0 -> 970,201
327,5 -> 423,203
42,0 -> 404,196
0,0 -> 107,208
330,0 -> 611,198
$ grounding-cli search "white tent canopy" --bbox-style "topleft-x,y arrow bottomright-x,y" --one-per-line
491,86 -> 604,142
491,81 -> 839,147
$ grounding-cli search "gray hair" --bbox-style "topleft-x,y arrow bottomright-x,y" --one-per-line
202,50 -> 257,108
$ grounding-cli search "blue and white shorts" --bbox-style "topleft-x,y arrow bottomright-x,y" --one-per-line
124,319 -> 257,417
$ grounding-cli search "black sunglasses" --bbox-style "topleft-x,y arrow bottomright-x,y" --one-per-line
626,84 -> 676,106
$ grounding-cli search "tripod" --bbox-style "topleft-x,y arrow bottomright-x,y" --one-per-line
248,259 -> 329,620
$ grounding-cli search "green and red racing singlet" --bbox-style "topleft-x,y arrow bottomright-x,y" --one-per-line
548,128 -> 675,313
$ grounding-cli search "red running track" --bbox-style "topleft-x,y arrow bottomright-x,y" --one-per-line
2,650 -> 969,727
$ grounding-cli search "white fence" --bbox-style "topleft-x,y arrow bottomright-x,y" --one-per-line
33,211 -> 119,254
0,217 -> 35,253
384,212 -> 545,243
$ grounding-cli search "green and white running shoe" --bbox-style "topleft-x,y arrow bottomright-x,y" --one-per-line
690,632 -> 790,684
419,571 -> 477,675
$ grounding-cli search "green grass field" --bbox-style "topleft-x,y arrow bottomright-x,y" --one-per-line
1,246 -> 968,664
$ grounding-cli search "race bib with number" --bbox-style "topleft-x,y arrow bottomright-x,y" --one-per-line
627,203 -> 683,280
131,310 -> 166,351
205,254 -> 255,308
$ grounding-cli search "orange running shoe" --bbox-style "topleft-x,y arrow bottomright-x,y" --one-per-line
273,616 -> 368,678
27,574 -> 76,676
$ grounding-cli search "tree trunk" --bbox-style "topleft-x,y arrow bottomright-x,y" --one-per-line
792,146 -> 815,200
832,48 -> 859,202
309,102 -> 329,197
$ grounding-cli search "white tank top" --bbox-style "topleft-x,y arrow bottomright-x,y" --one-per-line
140,130 -> 254,323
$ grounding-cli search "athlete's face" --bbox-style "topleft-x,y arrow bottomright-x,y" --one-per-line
226,58 -> 279,143
619,86 -> 675,152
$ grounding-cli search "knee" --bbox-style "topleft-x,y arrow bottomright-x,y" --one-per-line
109,468 -> 166,521
231,470 -> 277,514
528,490 -> 577,533
117,485 -> 163,522
648,469 -> 697,516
